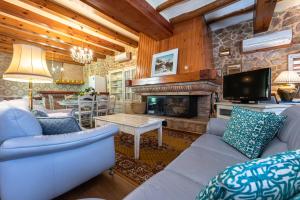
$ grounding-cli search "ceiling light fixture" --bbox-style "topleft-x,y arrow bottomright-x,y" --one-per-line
70,26 -> 93,64
70,46 -> 93,64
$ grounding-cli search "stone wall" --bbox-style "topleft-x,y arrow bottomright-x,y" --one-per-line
212,5 -> 300,87
0,52 -> 83,97
83,46 -> 137,82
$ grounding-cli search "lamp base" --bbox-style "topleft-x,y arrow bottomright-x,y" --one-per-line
29,82 -> 33,110
277,86 -> 298,102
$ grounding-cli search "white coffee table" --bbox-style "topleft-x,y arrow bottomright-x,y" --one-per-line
94,113 -> 165,159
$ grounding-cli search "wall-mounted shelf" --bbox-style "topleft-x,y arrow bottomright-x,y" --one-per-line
55,80 -> 84,85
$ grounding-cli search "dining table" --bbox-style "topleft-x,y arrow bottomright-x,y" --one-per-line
57,99 -> 109,107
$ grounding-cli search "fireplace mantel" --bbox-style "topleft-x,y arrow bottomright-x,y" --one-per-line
131,69 -> 218,86
131,81 -> 219,96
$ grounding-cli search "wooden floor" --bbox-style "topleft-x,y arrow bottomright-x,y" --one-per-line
55,171 -> 137,200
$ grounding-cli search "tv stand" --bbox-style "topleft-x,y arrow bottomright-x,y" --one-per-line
215,102 -> 291,119
238,100 -> 258,104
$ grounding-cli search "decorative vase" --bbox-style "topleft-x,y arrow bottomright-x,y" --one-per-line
277,86 -> 299,102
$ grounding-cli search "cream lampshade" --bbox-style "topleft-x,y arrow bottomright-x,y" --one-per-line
274,70 -> 300,102
3,44 -> 53,109
274,70 -> 300,84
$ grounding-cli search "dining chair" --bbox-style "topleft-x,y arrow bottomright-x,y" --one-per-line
64,94 -> 77,109
76,95 -> 94,128
33,97 -> 46,108
95,95 -> 109,116
108,95 -> 116,114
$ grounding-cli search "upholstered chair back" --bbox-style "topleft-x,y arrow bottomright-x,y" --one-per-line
0,101 -> 42,144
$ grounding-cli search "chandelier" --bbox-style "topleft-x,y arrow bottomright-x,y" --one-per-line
70,46 -> 93,64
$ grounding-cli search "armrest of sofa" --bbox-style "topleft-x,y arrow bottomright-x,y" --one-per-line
206,118 -> 229,137
0,124 -> 119,161
37,117 -> 81,135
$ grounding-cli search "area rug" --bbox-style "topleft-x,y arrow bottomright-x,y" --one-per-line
114,129 -> 200,186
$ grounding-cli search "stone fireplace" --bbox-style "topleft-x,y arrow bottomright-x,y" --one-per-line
131,81 -> 220,134
131,81 -> 219,118
147,95 -> 198,118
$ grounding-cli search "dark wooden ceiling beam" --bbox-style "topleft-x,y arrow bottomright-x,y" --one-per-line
21,0 -> 138,47
170,0 -> 239,24
156,0 -> 185,12
0,12 -> 109,56
0,0 -> 124,52
207,5 -> 255,24
81,0 -> 173,40
254,0 -> 277,33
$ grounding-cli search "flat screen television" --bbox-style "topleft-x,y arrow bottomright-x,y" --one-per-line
223,68 -> 271,103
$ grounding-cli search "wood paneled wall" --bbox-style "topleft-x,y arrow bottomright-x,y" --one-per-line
136,17 -> 214,79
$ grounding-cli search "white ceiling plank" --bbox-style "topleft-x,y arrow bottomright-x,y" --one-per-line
205,0 -> 255,21
52,0 -> 139,42
146,0 -> 166,8
209,12 -> 253,31
160,0 -> 216,20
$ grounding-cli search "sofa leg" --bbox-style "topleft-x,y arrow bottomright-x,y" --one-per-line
109,168 -> 114,176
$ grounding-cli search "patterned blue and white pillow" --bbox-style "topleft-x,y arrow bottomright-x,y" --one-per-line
223,106 -> 286,159
196,150 -> 300,200
291,193 -> 300,200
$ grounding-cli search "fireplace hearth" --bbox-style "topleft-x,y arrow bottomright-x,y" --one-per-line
147,96 -> 198,118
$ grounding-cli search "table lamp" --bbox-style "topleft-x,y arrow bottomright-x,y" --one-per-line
274,70 -> 300,102
3,44 -> 53,110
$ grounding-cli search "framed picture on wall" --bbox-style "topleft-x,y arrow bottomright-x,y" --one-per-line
151,48 -> 178,77
288,53 -> 300,76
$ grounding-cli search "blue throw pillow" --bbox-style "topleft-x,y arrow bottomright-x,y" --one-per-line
222,106 -> 286,159
32,109 -> 49,117
196,150 -> 300,200
37,117 -> 81,135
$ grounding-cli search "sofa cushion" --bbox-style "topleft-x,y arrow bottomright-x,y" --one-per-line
165,146 -> 245,186
124,170 -> 204,200
197,150 -> 300,200
278,105 -> 300,150
0,102 -> 42,144
261,137 -> 288,158
223,106 -> 286,159
206,118 -> 228,137
191,134 -> 249,161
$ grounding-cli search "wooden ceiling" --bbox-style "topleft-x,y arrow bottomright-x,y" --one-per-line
0,0 -> 140,65
0,0 -> 290,66
147,0 -> 286,32
81,0 -> 173,40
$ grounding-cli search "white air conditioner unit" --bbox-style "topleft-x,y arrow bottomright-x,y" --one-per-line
242,29 -> 292,52
115,52 -> 131,62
